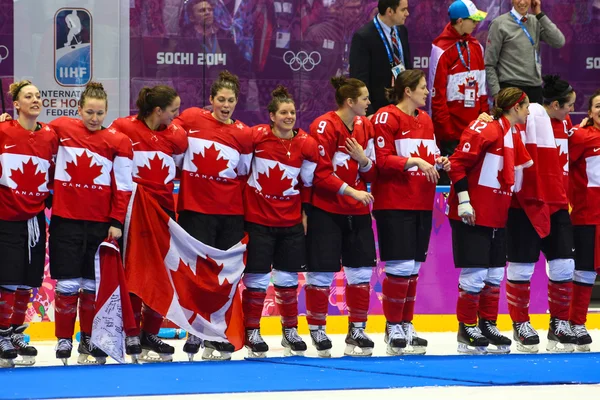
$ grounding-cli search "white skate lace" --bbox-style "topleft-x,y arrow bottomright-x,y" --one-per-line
186,334 -> 202,345
554,320 -> 573,336
310,329 -> 329,343
147,333 -> 167,347
126,336 -> 141,347
402,322 -> 417,344
465,325 -> 485,339
483,320 -> 503,338
11,333 -> 29,349
0,336 -> 15,352
248,329 -> 265,345
351,327 -> 370,341
571,324 -> 589,338
55,338 -> 72,352
518,321 -> 537,338
284,327 -> 303,343
388,323 -> 406,340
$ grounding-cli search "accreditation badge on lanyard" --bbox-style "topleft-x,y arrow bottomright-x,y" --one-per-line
373,17 -> 405,82
510,12 -> 541,71
456,42 -> 476,108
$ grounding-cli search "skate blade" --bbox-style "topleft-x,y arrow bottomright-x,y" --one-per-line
486,344 -> 511,354
344,344 -> 373,357
59,357 -> 70,366
0,358 -> 15,368
129,354 -> 141,364
283,348 -> 305,357
546,341 -> 575,353
316,349 -> 331,358
201,348 -> 232,361
385,345 -> 404,356
515,343 -> 539,353
403,345 -> 427,355
14,355 -> 36,366
77,354 -> 107,365
457,343 -> 488,355
246,350 -> 267,359
576,344 -> 591,352
141,349 -> 173,363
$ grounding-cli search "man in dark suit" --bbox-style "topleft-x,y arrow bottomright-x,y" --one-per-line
349,0 -> 412,115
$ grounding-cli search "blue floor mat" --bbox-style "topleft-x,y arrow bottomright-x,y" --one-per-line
1,354 -> 599,399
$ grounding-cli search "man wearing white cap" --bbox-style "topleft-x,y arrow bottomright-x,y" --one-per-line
485,0 -> 565,103
429,0 -> 488,163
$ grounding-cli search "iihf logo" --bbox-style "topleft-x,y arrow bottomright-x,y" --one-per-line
54,8 -> 92,86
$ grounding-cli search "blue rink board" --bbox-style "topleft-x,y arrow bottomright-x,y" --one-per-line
1,353 -> 599,399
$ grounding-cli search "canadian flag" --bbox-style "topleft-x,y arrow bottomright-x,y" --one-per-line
92,240 -> 137,364
123,184 -> 245,349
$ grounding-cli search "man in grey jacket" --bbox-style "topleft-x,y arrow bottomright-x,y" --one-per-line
484,0 -> 565,103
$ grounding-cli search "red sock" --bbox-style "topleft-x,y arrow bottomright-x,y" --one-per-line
382,275 -> 409,324
141,303 -> 164,335
346,283 -> 370,323
55,292 -> 78,339
479,283 -> 500,321
548,280 -> 572,320
457,288 -> 480,324
0,289 -> 16,329
242,288 -> 267,329
570,282 -> 594,325
10,288 -> 31,327
403,275 -> 419,323
78,291 -> 95,335
305,285 -> 329,326
129,294 -> 142,336
506,280 -> 531,323
274,286 -> 298,328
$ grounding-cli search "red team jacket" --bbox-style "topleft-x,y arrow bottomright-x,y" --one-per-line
447,117 -> 532,228
245,125 -> 345,227
110,116 -> 188,212
372,105 -> 440,211
552,115 -> 572,202
49,117 -> 134,225
308,111 -> 377,216
569,125 -> 600,226
429,23 -> 489,142
0,120 -> 58,221
174,108 -> 253,216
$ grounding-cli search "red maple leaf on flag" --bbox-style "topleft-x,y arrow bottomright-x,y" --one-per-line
65,152 -> 103,184
136,154 -> 170,184
496,169 -> 513,192
458,77 -> 479,95
257,164 -> 294,195
410,141 -> 434,163
191,144 -> 230,177
558,149 -> 569,171
10,159 -> 47,192
170,255 -> 233,324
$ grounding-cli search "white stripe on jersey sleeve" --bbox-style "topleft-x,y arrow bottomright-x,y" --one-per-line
113,156 -> 134,191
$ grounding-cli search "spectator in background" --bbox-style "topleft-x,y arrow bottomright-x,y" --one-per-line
350,0 -> 412,116
485,0 -> 565,103
429,0 -> 489,163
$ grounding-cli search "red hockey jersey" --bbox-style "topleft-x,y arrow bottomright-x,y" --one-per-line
244,125 -> 345,227
372,105 -> 439,211
308,111 -> 377,216
447,117 -> 532,228
569,125 -> 600,225
174,108 -> 253,216
552,115 -> 572,200
110,116 -> 188,212
50,117 -> 134,225
429,23 -> 489,142
0,120 -> 58,221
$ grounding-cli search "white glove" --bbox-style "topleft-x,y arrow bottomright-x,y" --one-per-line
457,191 -> 475,224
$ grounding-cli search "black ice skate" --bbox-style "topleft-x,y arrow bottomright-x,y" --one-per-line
309,326 -> 332,358
344,322 -> 374,357
140,330 -> 174,362
512,321 -> 540,353
546,318 -> 576,353
281,326 -> 307,356
571,323 -> 593,352
245,328 -> 269,358
125,335 -> 142,363
457,322 -> 489,355
183,334 -> 202,361
478,319 -> 511,354
77,332 -> 107,365
11,324 -> 37,366
203,340 -> 234,361
384,322 -> 407,355
55,338 -> 73,365
0,327 -> 17,368
402,321 -> 427,355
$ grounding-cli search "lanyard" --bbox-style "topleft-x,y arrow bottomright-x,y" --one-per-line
373,16 -> 404,67
455,42 -> 471,71
510,12 -> 535,47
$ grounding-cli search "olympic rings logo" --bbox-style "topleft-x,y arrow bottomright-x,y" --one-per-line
283,51 -> 321,72
0,45 -> 9,64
